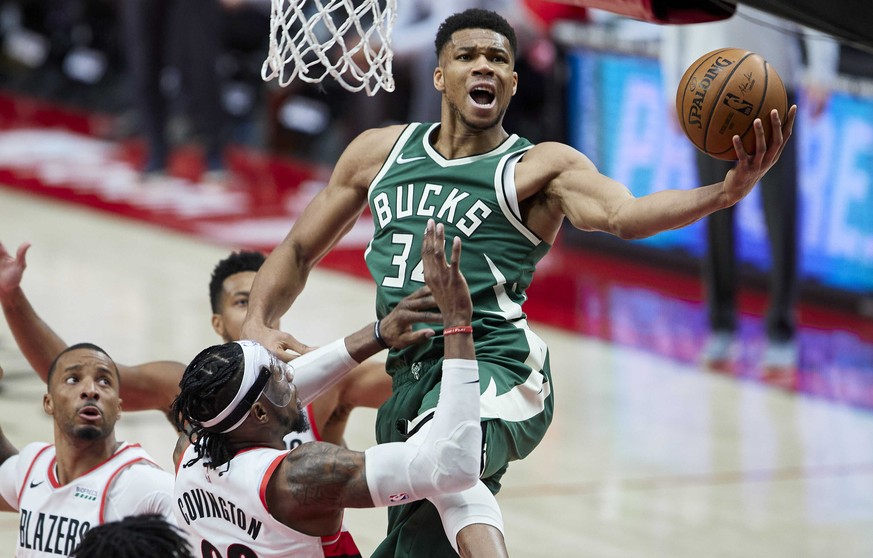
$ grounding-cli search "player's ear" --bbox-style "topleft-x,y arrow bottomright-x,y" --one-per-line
512,71 -> 518,96
43,393 -> 54,416
211,314 -> 226,339
434,66 -> 445,92
251,402 -> 269,424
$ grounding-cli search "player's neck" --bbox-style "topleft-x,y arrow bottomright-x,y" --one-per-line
53,434 -> 121,485
433,120 -> 509,159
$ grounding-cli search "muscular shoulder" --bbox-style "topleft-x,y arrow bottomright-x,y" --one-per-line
283,442 -> 362,485
516,142 -> 595,197
514,142 -> 600,242
273,442 -> 368,514
337,125 -> 407,187
523,141 -> 594,175
351,125 -> 406,152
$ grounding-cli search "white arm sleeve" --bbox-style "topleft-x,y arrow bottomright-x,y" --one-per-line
432,481 -> 505,553
364,359 -> 481,507
290,339 -> 359,406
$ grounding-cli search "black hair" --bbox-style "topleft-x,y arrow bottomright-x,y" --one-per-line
46,342 -> 118,386
172,342 -> 245,469
434,9 -> 518,61
209,250 -> 266,313
71,514 -> 193,557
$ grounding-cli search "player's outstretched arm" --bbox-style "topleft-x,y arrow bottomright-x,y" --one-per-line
0,241 -> 67,381
242,126 -> 404,362
537,106 -> 795,241
0,241 -> 183,414
267,221 -> 479,531
288,284 -> 439,406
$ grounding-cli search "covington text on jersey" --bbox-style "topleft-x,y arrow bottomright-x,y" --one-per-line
19,508 -> 90,555
177,487 -> 264,541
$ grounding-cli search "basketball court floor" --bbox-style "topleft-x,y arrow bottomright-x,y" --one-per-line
2,181 -> 873,557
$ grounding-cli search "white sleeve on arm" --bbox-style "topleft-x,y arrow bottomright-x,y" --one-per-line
291,339 -> 359,406
364,359 -> 481,507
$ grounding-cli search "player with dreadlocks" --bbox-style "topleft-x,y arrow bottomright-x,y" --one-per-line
172,220 -> 484,558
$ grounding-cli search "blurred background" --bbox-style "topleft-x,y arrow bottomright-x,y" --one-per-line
1,0 -> 870,401
1,0 -> 873,555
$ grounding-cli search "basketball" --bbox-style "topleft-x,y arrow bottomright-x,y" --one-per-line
676,48 -> 788,161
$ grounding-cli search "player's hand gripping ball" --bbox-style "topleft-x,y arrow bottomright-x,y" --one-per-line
676,47 -> 788,160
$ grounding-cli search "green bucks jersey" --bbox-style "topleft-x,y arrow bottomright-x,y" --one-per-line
366,123 -> 550,370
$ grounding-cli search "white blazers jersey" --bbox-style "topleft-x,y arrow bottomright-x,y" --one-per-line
175,444 -> 361,558
0,441 -> 174,557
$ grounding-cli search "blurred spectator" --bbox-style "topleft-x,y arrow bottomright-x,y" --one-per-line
391,0 -> 466,124
0,0 -> 124,109
661,6 -> 840,369
119,0 -> 240,180
217,0 -> 270,148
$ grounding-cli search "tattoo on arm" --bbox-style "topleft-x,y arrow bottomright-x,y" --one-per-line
285,443 -> 374,510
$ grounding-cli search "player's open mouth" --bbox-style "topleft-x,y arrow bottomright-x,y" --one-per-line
469,86 -> 496,108
78,405 -> 102,420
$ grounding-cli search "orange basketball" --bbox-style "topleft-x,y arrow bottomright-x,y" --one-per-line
676,48 -> 788,161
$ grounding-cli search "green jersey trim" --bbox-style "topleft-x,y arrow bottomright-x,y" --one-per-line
367,123 -> 423,198
420,123 -> 523,167
493,149 -> 540,245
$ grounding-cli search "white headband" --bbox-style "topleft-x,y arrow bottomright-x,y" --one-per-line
199,341 -> 274,433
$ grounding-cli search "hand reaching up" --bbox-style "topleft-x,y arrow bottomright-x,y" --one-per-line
0,242 -> 30,299
420,219 -> 473,328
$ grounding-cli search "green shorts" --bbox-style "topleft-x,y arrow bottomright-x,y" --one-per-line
372,352 -> 554,557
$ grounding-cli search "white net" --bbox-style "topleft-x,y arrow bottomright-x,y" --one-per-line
261,0 -> 398,96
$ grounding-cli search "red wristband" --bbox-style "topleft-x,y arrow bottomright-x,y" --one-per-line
443,326 -> 473,336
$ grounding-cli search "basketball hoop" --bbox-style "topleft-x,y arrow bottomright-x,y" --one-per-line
261,0 -> 398,96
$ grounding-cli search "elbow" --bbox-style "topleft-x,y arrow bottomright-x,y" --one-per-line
613,226 -> 648,241
608,215 -> 650,241
431,423 -> 482,494
437,458 -> 479,494
606,201 -> 650,241
621,229 -> 655,241
288,239 -> 319,273
456,467 -> 480,492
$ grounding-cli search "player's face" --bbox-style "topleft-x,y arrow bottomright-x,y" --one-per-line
44,349 -> 121,441
270,379 -> 309,435
256,357 -> 309,435
277,394 -> 309,436
212,271 -> 279,342
435,28 -> 517,131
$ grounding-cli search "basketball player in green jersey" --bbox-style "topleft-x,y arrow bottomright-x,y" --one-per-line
242,9 -> 796,557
